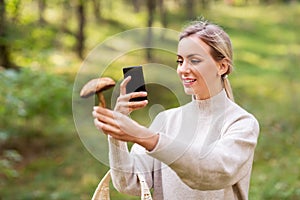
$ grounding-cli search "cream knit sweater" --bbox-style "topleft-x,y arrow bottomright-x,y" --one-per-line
108,89 -> 259,200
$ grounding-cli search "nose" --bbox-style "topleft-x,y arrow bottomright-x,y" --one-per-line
177,61 -> 191,74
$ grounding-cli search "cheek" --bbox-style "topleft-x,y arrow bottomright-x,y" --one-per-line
194,61 -> 218,80
176,66 -> 181,76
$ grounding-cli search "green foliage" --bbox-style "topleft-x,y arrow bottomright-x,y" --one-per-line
0,150 -> 21,179
0,68 -> 72,136
0,68 -> 73,187
0,1 -> 300,200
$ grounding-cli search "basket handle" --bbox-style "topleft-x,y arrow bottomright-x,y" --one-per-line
92,169 -> 152,200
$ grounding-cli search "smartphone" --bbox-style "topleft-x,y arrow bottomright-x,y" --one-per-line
123,66 -> 147,101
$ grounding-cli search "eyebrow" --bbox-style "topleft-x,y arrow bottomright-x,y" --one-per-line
177,54 -> 203,58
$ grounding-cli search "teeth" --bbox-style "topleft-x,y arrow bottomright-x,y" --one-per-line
184,79 -> 195,83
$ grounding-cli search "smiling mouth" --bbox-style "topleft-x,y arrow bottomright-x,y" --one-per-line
184,79 -> 196,83
183,78 -> 196,86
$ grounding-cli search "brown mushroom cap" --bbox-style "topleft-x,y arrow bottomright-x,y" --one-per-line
80,77 -> 116,98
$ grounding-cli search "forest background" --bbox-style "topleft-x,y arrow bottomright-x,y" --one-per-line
0,0 -> 299,199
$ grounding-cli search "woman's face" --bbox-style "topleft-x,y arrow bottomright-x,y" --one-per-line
177,35 -> 224,100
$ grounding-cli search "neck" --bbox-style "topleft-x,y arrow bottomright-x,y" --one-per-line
192,89 -> 228,115
195,80 -> 223,100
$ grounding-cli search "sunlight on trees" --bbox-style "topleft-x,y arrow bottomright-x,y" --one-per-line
0,0 -> 299,199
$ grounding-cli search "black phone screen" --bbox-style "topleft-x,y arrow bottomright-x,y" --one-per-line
123,66 -> 147,101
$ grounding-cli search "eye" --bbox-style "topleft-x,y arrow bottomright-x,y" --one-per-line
176,59 -> 183,65
190,59 -> 201,65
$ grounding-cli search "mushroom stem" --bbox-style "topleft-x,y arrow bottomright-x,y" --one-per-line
97,92 -> 106,108
80,77 -> 115,109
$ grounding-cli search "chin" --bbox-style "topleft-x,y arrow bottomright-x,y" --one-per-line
184,88 -> 195,96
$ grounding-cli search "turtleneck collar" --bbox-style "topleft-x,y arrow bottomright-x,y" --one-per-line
191,89 -> 229,114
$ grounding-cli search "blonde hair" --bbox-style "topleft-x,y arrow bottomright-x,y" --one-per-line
179,20 -> 234,101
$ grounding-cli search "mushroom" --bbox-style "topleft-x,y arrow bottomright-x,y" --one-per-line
80,77 -> 116,108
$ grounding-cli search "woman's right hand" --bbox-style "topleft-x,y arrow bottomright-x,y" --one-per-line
114,76 -> 148,115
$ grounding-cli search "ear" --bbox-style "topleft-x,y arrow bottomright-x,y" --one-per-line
217,58 -> 229,76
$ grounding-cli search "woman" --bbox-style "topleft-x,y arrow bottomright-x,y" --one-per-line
92,20 -> 259,200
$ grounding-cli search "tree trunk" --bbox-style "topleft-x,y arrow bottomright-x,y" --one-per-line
200,0 -> 210,9
158,0 -> 167,28
11,0 -> 21,22
186,0 -> 196,20
0,0 -> 17,70
132,0 -> 140,13
61,0 -> 74,35
38,0 -> 46,25
92,0 -> 101,20
76,0 -> 86,59
146,0 -> 156,61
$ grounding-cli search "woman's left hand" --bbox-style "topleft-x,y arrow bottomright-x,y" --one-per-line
93,106 -> 159,151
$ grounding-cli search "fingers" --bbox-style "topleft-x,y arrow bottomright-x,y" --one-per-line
120,76 -> 131,95
94,118 -> 120,134
93,107 -> 121,134
119,76 -> 148,101
93,109 -> 115,127
116,99 -> 148,114
93,106 -> 117,123
128,100 -> 148,110
92,106 -> 152,144
93,107 -> 117,126
115,92 -> 148,114
93,107 -> 132,141
129,91 -> 148,100
93,106 -> 113,117
117,92 -> 147,104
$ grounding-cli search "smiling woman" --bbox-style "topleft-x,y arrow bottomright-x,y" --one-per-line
177,20 -> 234,101
177,36 -> 226,100
92,19 -> 260,200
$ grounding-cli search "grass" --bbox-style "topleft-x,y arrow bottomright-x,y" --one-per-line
1,1 -> 300,199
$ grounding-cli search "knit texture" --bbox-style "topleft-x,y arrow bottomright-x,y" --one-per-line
108,89 -> 259,200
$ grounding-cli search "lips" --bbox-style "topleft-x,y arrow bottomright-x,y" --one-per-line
182,78 -> 196,86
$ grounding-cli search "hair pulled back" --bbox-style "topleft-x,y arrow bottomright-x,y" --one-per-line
179,20 -> 234,101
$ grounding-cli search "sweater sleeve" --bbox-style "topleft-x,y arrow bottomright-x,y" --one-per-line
108,112 -> 166,195
147,114 -> 260,190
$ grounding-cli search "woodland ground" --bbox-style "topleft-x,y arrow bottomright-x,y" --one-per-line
0,1 -> 300,199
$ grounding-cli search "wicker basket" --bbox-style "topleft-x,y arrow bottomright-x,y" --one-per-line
92,169 -> 152,200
